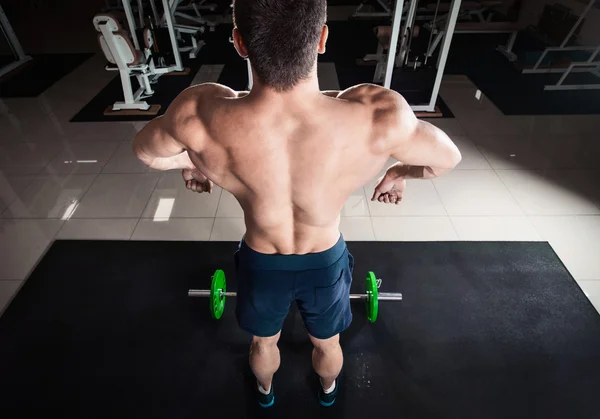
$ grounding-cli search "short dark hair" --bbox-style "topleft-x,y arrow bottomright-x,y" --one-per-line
233,0 -> 327,91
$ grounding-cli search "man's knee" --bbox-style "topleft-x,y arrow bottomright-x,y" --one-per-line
309,333 -> 341,354
251,333 -> 281,354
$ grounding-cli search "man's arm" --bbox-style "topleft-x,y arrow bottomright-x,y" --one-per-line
133,118 -> 194,171
132,91 -> 198,171
133,83 -> 241,171
372,92 -> 461,201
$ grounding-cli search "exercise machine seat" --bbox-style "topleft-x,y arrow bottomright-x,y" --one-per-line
93,13 -> 143,67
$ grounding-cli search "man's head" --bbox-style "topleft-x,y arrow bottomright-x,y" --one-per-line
233,0 -> 328,91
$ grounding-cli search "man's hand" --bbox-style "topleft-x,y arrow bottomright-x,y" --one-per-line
182,168 -> 213,193
372,172 -> 406,205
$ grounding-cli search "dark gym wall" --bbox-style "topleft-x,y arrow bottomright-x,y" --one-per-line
1,0 -> 113,54
519,0 -> 600,45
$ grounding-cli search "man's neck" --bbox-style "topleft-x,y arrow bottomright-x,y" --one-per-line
248,71 -> 321,102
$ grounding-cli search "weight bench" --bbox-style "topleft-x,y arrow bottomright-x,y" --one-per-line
427,21 -> 521,62
94,13 -> 160,112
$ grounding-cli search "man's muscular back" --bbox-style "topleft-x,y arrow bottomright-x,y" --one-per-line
134,83 -> 461,254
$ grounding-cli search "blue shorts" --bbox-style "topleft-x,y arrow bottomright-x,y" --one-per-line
234,236 -> 354,340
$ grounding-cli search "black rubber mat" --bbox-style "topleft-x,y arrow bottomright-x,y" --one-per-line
1,240 -> 599,419
0,53 -> 93,98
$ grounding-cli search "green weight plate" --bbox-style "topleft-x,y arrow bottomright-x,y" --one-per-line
210,269 -> 226,319
366,271 -> 378,323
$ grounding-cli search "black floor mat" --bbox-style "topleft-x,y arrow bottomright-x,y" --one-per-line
445,32 -> 600,115
1,240 -> 599,419
0,53 -> 93,98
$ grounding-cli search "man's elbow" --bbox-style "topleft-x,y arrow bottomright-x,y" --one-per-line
132,134 -> 152,166
432,145 -> 462,178
450,146 -> 462,169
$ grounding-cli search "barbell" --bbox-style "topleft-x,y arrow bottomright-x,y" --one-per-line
189,270 -> 402,323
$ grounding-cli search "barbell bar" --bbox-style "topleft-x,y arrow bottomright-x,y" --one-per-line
189,270 -> 402,322
188,290 -> 403,301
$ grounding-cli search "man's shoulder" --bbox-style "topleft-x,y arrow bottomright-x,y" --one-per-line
172,83 -> 238,109
337,84 -> 412,130
184,82 -> 238,97
337,84 -> 407,108
167,83 -> 237,129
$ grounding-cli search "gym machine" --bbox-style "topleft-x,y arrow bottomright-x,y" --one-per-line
353,0 -> 394,19
93,0 -> 186,112
0,4 -> 33,79
372,0 -> 462,114
521,0 -> 600,91
169,0 -> 220,33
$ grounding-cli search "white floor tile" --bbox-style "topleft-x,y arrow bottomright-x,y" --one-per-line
0,219 -> 63,280
530,216 -> 600,280
474,134 -> 558,170
142,172 -> 222,219
62,122 -> 138,143
0,280 -> 22,316
210,218 -> 246,241
450,216 -> 542,241
3,174 -> 97,219
543,135 -> 600,170
433,170 -> 523,216
442,74 -> 472,84
440,83 -> 502,114
339,217 -> 376,240
496,170 -> 600,216
0,106 -> 64,145
577,280 -> 600,314
515,114 -> 600,136
341,188 -> 370,217
102,141 -> 158,173
477,132 -> 600,171
191,64 -> 224,85
318,62 -> 340,91
426,118 -> 466,136
132,218 -> 214,241
216,191 -> 244,217
44,142 -> 120,174
132,122 -> 149,132
455,110 -> 524,137
367,179 -> 447,216
0,142 -> 62,174
0,175 -> 36,213
452,136 -> 492,170
57,219 -> 138,240
72,173 -> 160,218
372,216 -> 458,241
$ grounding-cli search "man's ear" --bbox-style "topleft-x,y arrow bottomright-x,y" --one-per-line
318,25 -> 329,54
232,28 -> 248,58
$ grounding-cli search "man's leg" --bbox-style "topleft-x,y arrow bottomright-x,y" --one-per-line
250,332 -> 281,392
309,333 -> 343,390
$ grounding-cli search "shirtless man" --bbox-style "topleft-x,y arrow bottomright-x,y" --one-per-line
133,0 -> 461,408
